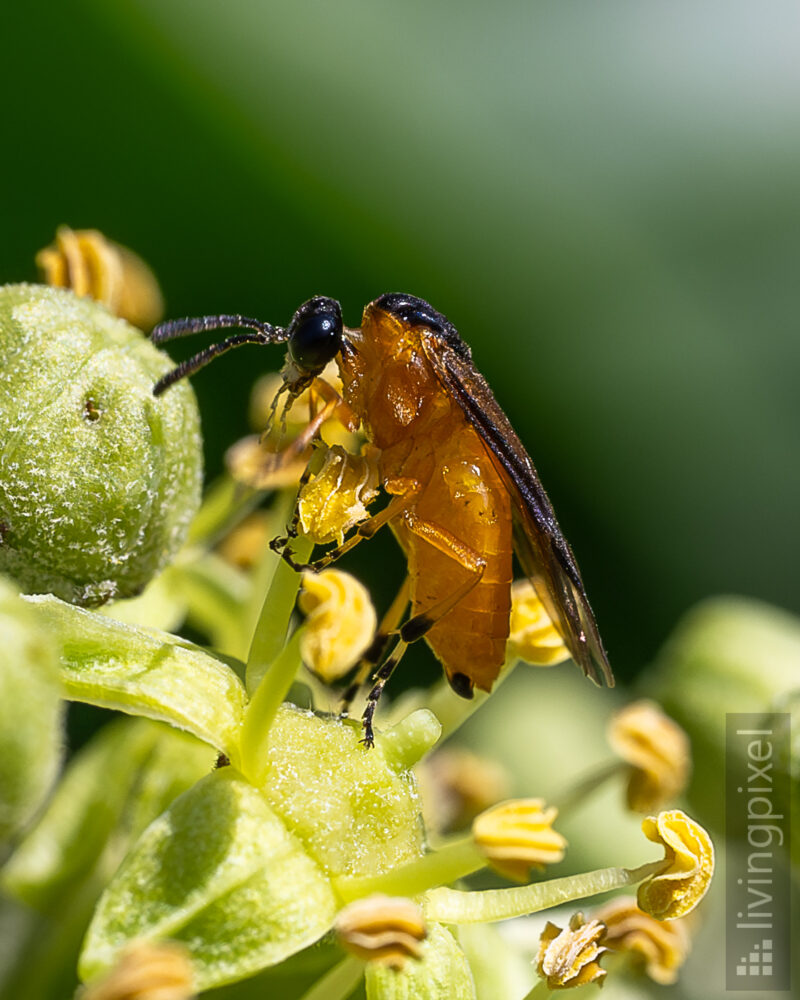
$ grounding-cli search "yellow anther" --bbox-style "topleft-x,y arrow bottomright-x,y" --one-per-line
248,363 -> 344,433
297,444 -> 380,546
508,580 -> 570,666
472,798 -> 567,882
37,226 -> 164,330
226,434 -> 310,490
334,895 -> 427,970
79,941 -> 195,1000
216,511 -> 270,570
417,747 -> 510,833
536,912 -> 607,990
637,810 -> 714,919
298,569 -> 377,682
593,896 -> 691,985
608,699 -> 690,812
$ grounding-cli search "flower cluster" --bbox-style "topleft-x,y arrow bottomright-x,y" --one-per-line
0,234 -> 727,1000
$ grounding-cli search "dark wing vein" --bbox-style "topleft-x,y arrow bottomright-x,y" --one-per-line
419,333 -> 613,687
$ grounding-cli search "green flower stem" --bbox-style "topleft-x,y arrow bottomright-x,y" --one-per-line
552,759 -> 626,817
297,955 -> 363,1000
521,980 -> 552,1000
245,531 -> 312,695
238,490 -> 297,653
240,627 -> 306,784
334,835 -> 486,903
423,859 -> 666,924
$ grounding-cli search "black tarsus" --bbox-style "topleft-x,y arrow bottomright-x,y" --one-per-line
448,672 -> 475,699
399,614 -> 434,643
361,655 -> 401,748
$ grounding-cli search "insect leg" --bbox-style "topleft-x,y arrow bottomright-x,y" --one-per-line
264,382 -> 342,478
278,477 -> 423,573
361,649 -> 408,748
399,512 -> 486,643
361,516 -> 485,747
339,576 -> 411,717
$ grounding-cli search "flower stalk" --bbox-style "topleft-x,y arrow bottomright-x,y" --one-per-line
422,859 -> 666,924
334,834 -> 486,903
551,759 -> 625,816
245,532 -> 312,694
240,626 -> 305,784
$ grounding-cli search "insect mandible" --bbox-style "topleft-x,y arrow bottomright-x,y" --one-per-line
152,293 -> 613,745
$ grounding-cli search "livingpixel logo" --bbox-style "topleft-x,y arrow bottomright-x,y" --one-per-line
726,714 -> 791,991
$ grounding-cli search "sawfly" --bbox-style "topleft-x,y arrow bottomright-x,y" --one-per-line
153,293 -> 613,745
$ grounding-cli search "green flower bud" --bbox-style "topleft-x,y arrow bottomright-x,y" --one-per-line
0,284 -> 202,605
0,576 -> 63,841
78,706 -> 435,990
365,923 -> 476,1000
80,769 -> 338,990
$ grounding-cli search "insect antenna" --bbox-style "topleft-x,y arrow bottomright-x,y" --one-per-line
151,315 -> 289,396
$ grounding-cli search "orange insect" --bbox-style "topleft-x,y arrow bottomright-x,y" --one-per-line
153,294 -> 613,745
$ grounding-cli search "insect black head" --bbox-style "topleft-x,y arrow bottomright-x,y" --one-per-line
287,297 -> 343,374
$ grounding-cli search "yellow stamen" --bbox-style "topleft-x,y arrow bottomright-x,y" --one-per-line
79,941 -> 195,1000
297,444 -> 380,546
637,810 -> 714,919
417,747 -> 510,833
508,581 -> 570,666
37,225 -> 164,330
536,912 -> 607,990
215,511 -> 270,570
594,896 -> 691,985
472,798 -> 567,882
299,569 -> 377,682
608,699 -> 690,812
334,895 -> 427,970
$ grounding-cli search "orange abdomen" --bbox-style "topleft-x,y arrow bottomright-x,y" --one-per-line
392,419 -> 513,693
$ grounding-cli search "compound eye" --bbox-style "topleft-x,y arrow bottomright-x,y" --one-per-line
287,296 -> 343,373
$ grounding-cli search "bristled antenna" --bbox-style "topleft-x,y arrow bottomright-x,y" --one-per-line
151,315 -> 289,396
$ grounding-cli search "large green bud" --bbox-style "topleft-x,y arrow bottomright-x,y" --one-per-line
0,285 -> 202,605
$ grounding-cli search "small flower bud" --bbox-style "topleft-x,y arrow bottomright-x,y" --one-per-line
80,940 -> 195,1000
334,895 -> 427,970
298,568 -> 377,682
637,810 -> 714,919
297,445 -> 380,546
508,580 -> 570,666
472,798 -> 567,882
593,896 -> 691,985
0,285 -> 202,605
37,226 -> 164,331
536,912 -> 607,990
608,699 -> 690,812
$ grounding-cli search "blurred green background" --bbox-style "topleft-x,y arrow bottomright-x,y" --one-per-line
2,0 -> 798,682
